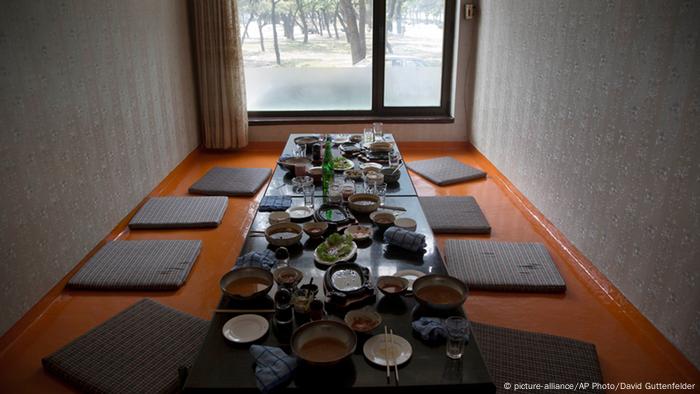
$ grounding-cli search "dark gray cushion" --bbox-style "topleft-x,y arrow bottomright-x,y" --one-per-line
445,240 -> 566,292
472,322 -> 604,394
407,156 -> 486,186
43,299 -> 208,394
189,167 -> 271,197
129,196 -> 227,229
419,196 -> 491,233
68,240 -> 201,290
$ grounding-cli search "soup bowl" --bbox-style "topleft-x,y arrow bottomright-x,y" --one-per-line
376,276 -> 409,297
220,267 -> 274,301
412,275 -> 468,311
265,222 -> 303,247
291,320 -> 357,366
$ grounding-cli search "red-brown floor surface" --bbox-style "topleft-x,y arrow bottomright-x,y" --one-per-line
0,142 -> 697,392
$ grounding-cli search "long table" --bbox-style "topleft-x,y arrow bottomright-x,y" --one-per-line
184,134 -> 494,393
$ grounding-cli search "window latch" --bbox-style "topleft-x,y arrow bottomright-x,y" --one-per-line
465,4 -> 475,20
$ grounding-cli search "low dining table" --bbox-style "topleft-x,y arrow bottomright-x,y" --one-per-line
184,134 -> 495,393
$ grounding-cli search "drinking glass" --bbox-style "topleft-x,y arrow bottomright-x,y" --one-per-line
329,183 -> 343,205
294,144 -> 306,158
292,176 -> 313,194
388,151 -> 400,168
372,122 -> 384,140
445,316 -> 470,360
341,182 -> 356,201
302,183 -> 315,209
374,182 -> 387,204
363,127 -> 375,144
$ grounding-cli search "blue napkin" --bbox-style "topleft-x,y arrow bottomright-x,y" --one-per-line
412,317 -> 470,345
384,227 -> 427,253
259,196 -> 293,212
250,345 -> 297,394
235,249 -> 276,271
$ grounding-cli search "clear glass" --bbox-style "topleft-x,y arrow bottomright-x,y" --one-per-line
302,183 -> 315,208
239,1 -> 373,111
372,122 -> 384,140
388,151 -> 400,167
445,316 -> 469,360
293,176 -> 313,193
374,182 -> 387,204
363,127 -> 375,144
341,182 -> 356,201
328,183 -> 343,205
384,2 -> 445,107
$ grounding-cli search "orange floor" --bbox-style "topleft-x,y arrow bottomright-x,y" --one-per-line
0,142 -> 697,392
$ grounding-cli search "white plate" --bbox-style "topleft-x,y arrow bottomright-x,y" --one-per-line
363,333 -> 412,367
286,205 -> 314,220
313,241 -> 358,266
333,158 -> 355,171
393,269 -> 426,292
222,314 -> 269,343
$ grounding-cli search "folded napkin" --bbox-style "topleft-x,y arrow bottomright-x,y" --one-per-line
250,345 -> 297,394
412,317 -> 470,345
235,249 -> 276,271
259,196 -> 293,212
383,227 -> 427,253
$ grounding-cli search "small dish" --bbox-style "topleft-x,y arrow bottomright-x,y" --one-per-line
273,266 -> 304,288
367,141 -> 393,153
345,225 -> 373,241
363,333 -> 412,367
376,276 -> 409,297
344,308 -> 382,333
393,269 -> 425,292
394,217 -> 417,232
332,157 -> 355,171
268,211 -> 290,225
360,162 -> 383,171
343,169 -> 364,181
265,222 -> 303,247
222,314 -> 269,343
349,134 -> 363,143
286,205 -> 314,221
303,221 -> 328,238
369,211 -> 395,230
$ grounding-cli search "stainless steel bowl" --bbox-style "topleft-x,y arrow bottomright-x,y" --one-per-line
291,320 -> 357,366
220,267 -> 273,300
412,274 -> 468,311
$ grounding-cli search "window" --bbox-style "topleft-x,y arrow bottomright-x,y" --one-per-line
238,0 -> 456,119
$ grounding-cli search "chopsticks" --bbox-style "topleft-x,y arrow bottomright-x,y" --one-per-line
384,325 -> 399,385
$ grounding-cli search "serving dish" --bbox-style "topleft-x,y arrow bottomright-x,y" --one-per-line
294,135 -> 320,146
366,141 -> 394,153
220,267 -> 274,300
313,233 -> 357,265
332,157 -> 355,171
291,320 -> 357,366
339,143 -> 361,155
314,204 -> 354,227
273,266 -> 304,288
413,275 -> 468,311
347,193 -> 380,214
343,169 -> 364,181
264,222 -> 303,247
344,308 -> 382,333
349,134 -> 363,143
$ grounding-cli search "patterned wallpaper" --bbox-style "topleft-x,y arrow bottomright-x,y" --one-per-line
471,0 -> 699,367
0,1 -> 199,334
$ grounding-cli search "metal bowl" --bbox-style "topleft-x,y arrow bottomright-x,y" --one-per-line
265,222 -> 303,247
412,275 -> 468,311
220,267 -> 273,300
348,193 -> 380,214
291,320 -> 357,366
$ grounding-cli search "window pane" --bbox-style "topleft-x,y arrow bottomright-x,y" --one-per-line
384,1 -> 445,107
239,0 -> 373,111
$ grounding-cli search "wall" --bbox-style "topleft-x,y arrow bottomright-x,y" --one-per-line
471,0 -> 699,367
0,0 -> 199,335
249,1 -> 475,141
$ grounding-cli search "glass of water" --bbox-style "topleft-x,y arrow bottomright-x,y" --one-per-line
302,182 -> 315,209
445,316 -> 470,360
328,183 -> 343,205
363,127 -> 375,144
375,182 -> 387,204
372,122 -> 384,140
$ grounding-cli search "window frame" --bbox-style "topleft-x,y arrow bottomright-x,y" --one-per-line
247,0 -> 456,123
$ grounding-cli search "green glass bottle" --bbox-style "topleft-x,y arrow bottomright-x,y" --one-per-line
321,135 -> 334,201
